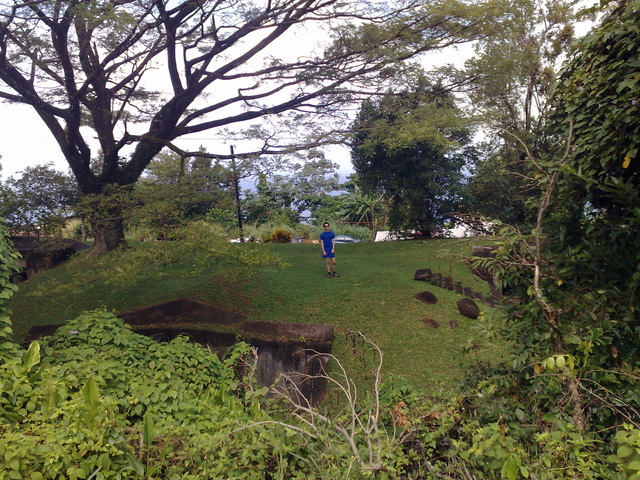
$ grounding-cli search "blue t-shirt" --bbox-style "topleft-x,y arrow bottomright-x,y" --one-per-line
320,231 -> 335,256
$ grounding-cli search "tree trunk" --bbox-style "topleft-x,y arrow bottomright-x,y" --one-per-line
89,215 -> 126,255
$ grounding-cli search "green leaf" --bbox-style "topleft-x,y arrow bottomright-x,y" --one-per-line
81,378 -> 100,408
124,451 -> 145,476
618,445 -> 634,458
501,457 -> 519,480
143,412 -> 157,447
22,341 -> 40,373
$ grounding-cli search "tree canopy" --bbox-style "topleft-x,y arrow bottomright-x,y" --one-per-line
0,0 -> 499,252
350,79 -> 474,232
461,0 -> 577,226
0,163 -> 78,235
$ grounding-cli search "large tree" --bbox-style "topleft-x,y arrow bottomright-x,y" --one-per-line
0,0 -> 497,253
461,0 -> 577,226
350,78 -> 474,233
132,150 -> 235,233
0,163 -> 79,236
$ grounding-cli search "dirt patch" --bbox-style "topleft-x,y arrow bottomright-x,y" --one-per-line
118,298 -> 246,326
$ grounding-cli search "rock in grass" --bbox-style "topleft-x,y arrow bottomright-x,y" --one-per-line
413,269 -> 431,281
422,317 -> 440,328
414,291 -> 437,305
457,298 -> 480,319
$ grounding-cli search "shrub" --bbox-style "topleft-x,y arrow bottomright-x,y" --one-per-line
265,228 -> 292,243
0,311 -> 316,479
336,224 -> 372,242
0,218 -> 20,361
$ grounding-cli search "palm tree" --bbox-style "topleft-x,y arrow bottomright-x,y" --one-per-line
338,186 -> 388,237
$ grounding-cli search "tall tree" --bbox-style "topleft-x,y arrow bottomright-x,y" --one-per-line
461,0 -> 577,226
132,150 -> 235,232
0,0 -> 497,253
0,163 -> 79,236
350,78 -> 474,233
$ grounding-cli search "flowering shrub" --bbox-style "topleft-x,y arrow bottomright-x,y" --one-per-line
265,228 -> 293,243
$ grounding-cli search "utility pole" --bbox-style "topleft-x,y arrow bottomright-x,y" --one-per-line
230,145 -> 244,243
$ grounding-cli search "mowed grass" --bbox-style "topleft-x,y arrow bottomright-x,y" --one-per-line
9,237 -> 506,392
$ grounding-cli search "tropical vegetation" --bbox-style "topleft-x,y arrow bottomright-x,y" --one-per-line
1,0 -> 640,477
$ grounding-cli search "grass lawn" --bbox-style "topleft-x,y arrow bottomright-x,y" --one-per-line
9,237 -> 507,393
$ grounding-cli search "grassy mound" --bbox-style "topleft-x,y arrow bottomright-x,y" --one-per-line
10,235 -> 505,392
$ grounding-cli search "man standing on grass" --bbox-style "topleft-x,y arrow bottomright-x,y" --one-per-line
320,222 -> 339,278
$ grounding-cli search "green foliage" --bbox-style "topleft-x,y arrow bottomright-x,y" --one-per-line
205,207 -> 237,229
351,78 -> 474,232
265,229 -> 293,244
464,145 -> 538,227
549,0 -> 640,301
243,151 -> 341,224
134,152 -> 235,233
0,218 -> 19,361
420,6 -> 640,477
461,0 -> 578,228
0,163 -> 79,236
610,426 -> 640,480
22,221 -> 288,300
0,311 -> 310,479
338,184 -> 386,231
552,1 -> 640,190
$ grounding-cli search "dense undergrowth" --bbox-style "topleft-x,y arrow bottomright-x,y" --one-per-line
2,217 -> 640,479
3,1 -> 640,475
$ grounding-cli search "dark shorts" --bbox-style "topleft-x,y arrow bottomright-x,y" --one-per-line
322,252 -> 335,258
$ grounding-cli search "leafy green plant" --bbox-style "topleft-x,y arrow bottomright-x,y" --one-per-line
0,311 -> 318,479
0,218 -> 20,361
265,229 -> 293,244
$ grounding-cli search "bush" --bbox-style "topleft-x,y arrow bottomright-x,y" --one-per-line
0,311 -> 316,479
336,224 -> 372,242
265,228 -> 293,243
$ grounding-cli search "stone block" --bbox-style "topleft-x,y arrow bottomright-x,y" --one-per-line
414,291 -> 437,305
457,298 -> 480,319
413,268 -> 431,281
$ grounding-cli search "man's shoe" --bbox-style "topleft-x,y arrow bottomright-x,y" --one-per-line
327,272 -> 332,278
332,272 -> 340,277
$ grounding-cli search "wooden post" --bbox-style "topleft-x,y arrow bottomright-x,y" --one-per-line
230,146 -> 244,243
